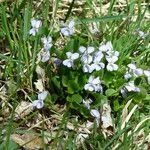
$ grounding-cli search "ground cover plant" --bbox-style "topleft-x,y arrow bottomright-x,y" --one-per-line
0,0 -> 150,149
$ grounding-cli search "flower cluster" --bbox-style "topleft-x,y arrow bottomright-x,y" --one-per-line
32,91 -> 48,109
84,76 -> 103,93
39,36 -> 52,62
124,63 -> 150,84
29,19 -> 53,63
63,41 -> 119,73
100,42 -> 119,71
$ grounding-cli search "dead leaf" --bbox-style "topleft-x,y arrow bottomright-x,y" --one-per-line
101,103 -> 113,129
34,79 -> 44,92
15,101 -> 33,119
121,99 -> 132,124
121,104 -> 138,130
11,133 -> 43,149
36,65 -> 45,79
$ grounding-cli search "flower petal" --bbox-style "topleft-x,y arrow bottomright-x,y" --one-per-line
38,91 -> 48,100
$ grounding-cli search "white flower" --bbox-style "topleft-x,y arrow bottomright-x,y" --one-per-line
33,100 -> 44,109
125,81 -> 140,92
61,20 -> 75,36
83,64 -> 94,73
84,76 -> 103,92
133,68 -> 143,77
138,31 -> 146,38
83,99 -> 93,109
63,52 -> 79,68
124,72 -> 132,80
33,91 -> 48,109
80,46 -> 95,64
90,109 -> 100,125
91,62 -> 105,71
40,50 -> 50,62
93,51 -> 104,63
81,53 -> 93,64
128,63 -> 136,70
106,51 -> 119,63
99,41 -> 113,53
29,19 -> 42,36
107,63 -> 118,71
41,36 -> 52,51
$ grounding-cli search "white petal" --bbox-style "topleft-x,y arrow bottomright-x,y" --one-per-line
144,70 -> 150,77
128,63 -> 136,70
133,68 -> 143,76
99,44 -> 107,52
106,55 -> 118,63
90,109 -> 100,119
61,28 -> 70,36
87,46 -> 94,54
66,52 -> 72,58
81,54 -> 93,64
47,36 -> 52,43
125,85 -> 134,92
29,28 -> 36,36
147,77 -> 150,84
44,43 -> 52,51
38,91 -> 48,100
92,77 -> 100,85
99,62 -> 105,68
93,51 -> 104,62
31,20 -> 37,27
68,20 -> 75,29
114,51 -> 119,57
88,76 -> 94,83
33,100 -> 44,109
79,46 -> 86,53
83,64 -> 94,73
113,64 -> 118,70
84,84 -> 94,91
35,20 -> 42,28
71,53 -> 79,60
106,63 -> 113,71
106,41 -> 113,51
41,37 -> 47,44
95,85 -> 103,92
63,59 -> 73,68
41,51 -> 50,62
124,73 -> 132,80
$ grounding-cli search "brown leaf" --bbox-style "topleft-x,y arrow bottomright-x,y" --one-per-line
11,133 -> 43,150
15,101 -> 33,119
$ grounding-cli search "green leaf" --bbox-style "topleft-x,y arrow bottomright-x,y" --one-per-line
133,88 -> 147,103
67,94 -> 82,103
52,76 -> 60,89
92,93 -> 107,107
105,89 -> 118,97
62,75 -> 68,87
67,80 -> 80,94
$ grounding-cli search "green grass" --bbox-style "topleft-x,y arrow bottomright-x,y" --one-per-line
0,0 -> 150,149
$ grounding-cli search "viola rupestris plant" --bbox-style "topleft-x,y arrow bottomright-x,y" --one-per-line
31,19 -> 149,122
